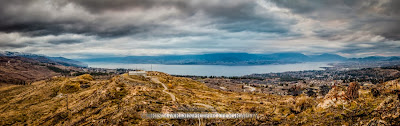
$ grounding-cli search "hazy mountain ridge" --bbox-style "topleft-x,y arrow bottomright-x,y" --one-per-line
79,52 -> 348,65
309,53 -> 348,61
0,51 -> 88,67
350,56 -> 400,62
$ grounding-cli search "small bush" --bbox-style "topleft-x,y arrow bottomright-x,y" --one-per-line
371,88 -> 380,97
293,96 -> 315,113
61,81 -> 80,94
306,88 -> 317,97
50,87 -> 60,97
77,74 -> 93,81
272,116 -> 281,122
47,66 -> 70,75
287,114 -> 295,119
325,112 -> 334,118
319,85 -> 331,96
288,86 -> 302,96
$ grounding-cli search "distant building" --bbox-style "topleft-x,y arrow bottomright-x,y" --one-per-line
129,71 -> 147,76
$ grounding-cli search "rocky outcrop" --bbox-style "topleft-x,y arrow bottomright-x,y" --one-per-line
373,96 -> 400,125
317,85 -> 347,109
345,82 -> 360,100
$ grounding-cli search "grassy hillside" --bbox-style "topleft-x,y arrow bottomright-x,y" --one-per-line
0,56 -> 60,85
1,72 -> 399,125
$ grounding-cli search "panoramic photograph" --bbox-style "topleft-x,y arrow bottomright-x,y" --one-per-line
1,0 -> 400,125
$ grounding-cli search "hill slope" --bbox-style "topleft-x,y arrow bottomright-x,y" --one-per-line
1,72 -> 399,125
0,56 -> 60,84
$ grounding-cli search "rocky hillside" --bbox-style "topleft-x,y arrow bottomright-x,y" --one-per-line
0,72 -> 399,125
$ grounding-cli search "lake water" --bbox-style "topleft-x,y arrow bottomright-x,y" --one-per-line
87,62 -> 332,76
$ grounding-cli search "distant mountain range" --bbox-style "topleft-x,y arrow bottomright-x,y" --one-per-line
349,56 -> 400,62
3,51 -> 399,66
0,51 -> 88,67
79,52 -> 352,65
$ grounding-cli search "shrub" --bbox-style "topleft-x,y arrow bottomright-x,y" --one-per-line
287,114 -> 295,119
61,81 -> 80,94
50,87 -> 60,97
288,85 -> 302,96
325,112 -> 334,118
306,88 -> 317,97
319,85 -> 331,96
77,74 -> 93,81
47,66 -> 70,74
272,116 -> 281,122
371,88 -> 380,97
293,96 -> 315,113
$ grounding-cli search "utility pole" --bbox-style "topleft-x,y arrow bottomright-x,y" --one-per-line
66,94 -> 69,110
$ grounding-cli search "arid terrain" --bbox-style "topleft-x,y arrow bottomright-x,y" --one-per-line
2,0 -> 400,125
0,56 -> 400,125
1,71 -> 400,125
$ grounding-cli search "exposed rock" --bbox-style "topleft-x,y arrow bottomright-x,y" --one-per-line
345,82 -> 360,100
366,118 -> 387,126
374,96 -> 400,124
317,86 -> 347,109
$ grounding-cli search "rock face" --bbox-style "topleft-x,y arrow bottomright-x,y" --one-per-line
366,118 -> 387,126
372,96 -> 400,125
345,82 -> 360,100
317,82 -> 361,109
317,85 -> 347,109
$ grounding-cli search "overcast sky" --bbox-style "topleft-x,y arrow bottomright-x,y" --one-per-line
0,0 -> 399,58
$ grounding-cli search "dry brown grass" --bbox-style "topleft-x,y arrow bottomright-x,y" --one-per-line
1,72 -> 399,125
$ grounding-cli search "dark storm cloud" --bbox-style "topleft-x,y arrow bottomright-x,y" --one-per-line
272,0 -> 400,40
0,0 -> 169,37
0,0 -> 398,39
68,0 -> 189,13
0,0 -> 399,57
0,43 -> 28,48
69,0 -> 251,19
0,16 -> 161,37
48,39 -> 83,45
0,0 -> 292,37
219,21 -> 288,33
338,42 -> 400,56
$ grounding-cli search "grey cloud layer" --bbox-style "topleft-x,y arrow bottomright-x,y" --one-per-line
1,0 -> 284,36
0,0 -> 399,57
273,0 -> 400,40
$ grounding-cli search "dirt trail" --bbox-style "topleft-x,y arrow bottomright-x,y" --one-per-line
125,75 -> 218,114
150,77 -> 176,102
150,76 -> 218,114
